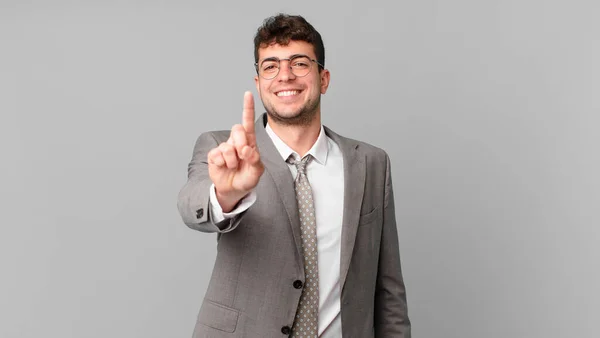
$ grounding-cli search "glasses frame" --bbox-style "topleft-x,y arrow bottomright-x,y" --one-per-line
254,54 -> 324,80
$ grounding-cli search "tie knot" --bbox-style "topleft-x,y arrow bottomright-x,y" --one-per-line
287,154 -> 312,175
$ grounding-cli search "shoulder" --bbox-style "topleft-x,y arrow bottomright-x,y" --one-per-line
355,138 -> 389,160
324,125 -> 390,162
195,130 -> 230,145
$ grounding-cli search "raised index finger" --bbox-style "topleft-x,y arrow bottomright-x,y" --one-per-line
242,91 -> 256,147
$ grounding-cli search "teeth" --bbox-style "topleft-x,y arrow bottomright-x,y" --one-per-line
277,90 -> 299,97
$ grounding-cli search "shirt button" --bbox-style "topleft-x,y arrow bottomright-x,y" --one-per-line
293,280 -> 303,289
281,326 -> 291,335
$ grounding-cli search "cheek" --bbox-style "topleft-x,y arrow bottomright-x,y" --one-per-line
255,79 -> 270,95
265,83 -> 275,95
257,84 -> 269,97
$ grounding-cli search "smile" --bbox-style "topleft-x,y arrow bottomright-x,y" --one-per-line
276,90 -> 301,97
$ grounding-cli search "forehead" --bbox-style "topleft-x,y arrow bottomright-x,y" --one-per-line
257,40 -> 316,61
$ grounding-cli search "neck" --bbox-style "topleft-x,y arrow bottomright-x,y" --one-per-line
267,112 -> 322,157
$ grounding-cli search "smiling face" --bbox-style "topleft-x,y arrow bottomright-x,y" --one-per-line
255,40 -> 330,126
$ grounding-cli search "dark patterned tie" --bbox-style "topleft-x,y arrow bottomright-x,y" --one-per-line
288,155 -> 319,338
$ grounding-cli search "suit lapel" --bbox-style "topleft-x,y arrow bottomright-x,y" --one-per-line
254,116 -> 367,286
255,114 -> 304,268
324,127 -> 366,289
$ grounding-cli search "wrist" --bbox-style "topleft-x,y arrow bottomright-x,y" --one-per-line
215,189 -> 247,213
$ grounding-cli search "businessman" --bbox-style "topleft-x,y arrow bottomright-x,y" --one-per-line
178,14 -> 411,338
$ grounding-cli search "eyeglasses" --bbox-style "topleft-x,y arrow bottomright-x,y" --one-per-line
255,54 -> 324,80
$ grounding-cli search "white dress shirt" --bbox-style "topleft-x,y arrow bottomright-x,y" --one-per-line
209,123 -> 345,337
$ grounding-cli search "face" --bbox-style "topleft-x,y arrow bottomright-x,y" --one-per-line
255,40 -> 330,126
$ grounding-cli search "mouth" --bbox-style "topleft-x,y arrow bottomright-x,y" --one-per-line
275,89 -> 302,97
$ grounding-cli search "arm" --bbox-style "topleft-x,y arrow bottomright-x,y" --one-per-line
177,132 -> 248,233
374,154 -> 411,337
177,92 -> 263,233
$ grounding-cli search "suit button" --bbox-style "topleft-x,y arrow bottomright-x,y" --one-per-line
196,208 -> 204,219
281,326 -> 291,335
293,280 -> 303,289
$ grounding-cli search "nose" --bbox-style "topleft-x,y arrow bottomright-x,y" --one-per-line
277,60 -> 296,81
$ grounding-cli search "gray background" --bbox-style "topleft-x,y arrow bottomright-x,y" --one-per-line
1,0 -> 598,337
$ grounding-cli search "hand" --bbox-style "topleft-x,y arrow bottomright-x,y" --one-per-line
207,91 -> 264,212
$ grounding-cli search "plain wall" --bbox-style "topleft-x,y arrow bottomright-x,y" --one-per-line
1,0 -> 598,337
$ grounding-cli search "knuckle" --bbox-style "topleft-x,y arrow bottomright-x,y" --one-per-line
208,149 -> 221,159
233,123 -> 243,129
220,148 -> 233,157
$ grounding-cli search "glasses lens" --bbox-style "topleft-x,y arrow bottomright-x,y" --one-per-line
259,60 -> 280,79
289,56 -> 312,77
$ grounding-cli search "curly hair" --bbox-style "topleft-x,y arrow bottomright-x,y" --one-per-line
253,14 -> 325,69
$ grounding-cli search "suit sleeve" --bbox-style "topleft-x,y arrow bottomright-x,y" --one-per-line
177,132 -> 247,233
374,153 -> 411,337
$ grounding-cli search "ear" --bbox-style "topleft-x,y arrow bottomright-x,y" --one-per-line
320,69 -> 331,94
254,75 -> 260,93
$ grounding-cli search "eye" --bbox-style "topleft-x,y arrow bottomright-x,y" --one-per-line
261,62 -> 279,73
292,61 -> 308,68
291,57 -> 311,69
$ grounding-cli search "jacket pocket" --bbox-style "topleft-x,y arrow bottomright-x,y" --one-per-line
358,206 -> 380,226
197,299 -> 240,333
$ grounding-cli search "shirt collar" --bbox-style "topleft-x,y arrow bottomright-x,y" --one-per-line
265,122 -> 329,165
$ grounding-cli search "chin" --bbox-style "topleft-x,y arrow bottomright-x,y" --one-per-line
275,109 -> 303,119
262,95 -> 320,126
266,108 -> 317,126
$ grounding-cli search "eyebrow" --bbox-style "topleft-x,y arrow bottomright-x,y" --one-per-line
260,54 -> 310,63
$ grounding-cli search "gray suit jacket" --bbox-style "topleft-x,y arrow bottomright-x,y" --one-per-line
178,114 -> 410,338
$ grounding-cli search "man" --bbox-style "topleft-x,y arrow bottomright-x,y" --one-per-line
178,14 -> 410,338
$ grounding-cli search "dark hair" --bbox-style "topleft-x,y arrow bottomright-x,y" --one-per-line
253,14 -> 325,68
